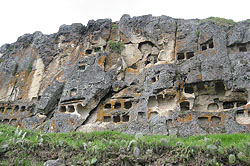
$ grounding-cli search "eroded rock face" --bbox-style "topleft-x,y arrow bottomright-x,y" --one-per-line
0,15 -> 249,136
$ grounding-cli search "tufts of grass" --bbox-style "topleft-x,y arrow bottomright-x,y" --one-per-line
108,41 -> 124,53
200,17 -> 236,27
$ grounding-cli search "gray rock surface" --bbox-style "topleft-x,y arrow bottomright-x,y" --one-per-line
0,14 -> 249,136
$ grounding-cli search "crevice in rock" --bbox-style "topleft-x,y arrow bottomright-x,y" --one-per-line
173,21 -> 178,60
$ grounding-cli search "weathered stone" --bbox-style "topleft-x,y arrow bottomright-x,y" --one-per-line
0,15 -> 249,136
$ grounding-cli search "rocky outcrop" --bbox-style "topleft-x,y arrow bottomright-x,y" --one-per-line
0,15 -> 249,136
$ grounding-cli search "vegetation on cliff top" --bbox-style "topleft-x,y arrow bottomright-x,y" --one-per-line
0,124 -> 250,165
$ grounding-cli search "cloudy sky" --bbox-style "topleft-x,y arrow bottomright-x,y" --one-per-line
0,0 -> 250,46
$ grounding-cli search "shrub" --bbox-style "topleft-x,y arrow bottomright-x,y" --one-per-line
108,41 -> 124,53
200,17 -> 236,27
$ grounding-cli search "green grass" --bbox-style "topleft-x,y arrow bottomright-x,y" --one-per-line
108,41 -> 124,53
200,17 -> 236,27
1,124 -> 250,165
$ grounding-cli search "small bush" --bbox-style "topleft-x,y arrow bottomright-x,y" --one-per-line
0,58 -> 4,63
108,41 -> 124,53
28,61 -> 33,74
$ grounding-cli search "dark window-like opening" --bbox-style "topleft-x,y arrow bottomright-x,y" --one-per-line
114,102 -> 121,109
79,65 -> 85,70
130,63 -> 137,70
236,110 -> 244,117
60,106 -> 66,112
198,117 -> 209,126
138,41 -> 155,52
186,52 -> 194,59
151,77 -> 157,83
211,116 -> 221,125
237,101 -> 247,107
124,101 -> 132,109
70,88 -> 77,97
38,96 -> 41,101
86,49 -> 93,54
177,53 -> 185,60
0,107 -> 4,113
94,47 -> 101,52
207,103 -> 219,110
68,105 -> 75,113
21,106 -> 25,112
223,102 -> 234,109
150,111 -> 159,119
201,44 -> 207,51
239,45 -> 247,52
103,45 -> 107,51
184,87 -> 194,94
10,119 -> 17,125
104,116 -> 111,122
122,114 -> 129,122
215,82 -> 225,96
138,112 -> 146,120
113,115 -> 120,123
2,119 -> 9,124
104,103 -> 111,109
208,41 -> 214,48
166,119 -> 173,127
180,101 -> 190,111
14,106 -> 19,112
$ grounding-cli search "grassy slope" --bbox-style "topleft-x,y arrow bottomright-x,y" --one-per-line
0,124 -> 250,165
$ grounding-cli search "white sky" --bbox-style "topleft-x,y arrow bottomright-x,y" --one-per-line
0,0 -> 250,46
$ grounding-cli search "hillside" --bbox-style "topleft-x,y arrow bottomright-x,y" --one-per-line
0,124 -> 250,165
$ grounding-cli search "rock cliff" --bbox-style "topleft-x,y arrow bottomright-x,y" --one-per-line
0,15 -> 249,136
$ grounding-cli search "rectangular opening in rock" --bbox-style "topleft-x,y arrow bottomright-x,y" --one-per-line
94,47 -> 101,52
208,40 -> 214,48
177,53 -> 185,60
207,103 -> 219,110
198,117 -> 209,126
138,112 -> 146,120
215,82 -> 225,96
184,87 -> 194,94
223,101 -> 234,109
113,115 -> 120,123
85,49 -> 93,54
78,65 -> 85,70
70,89 -> 77,97
151,77 -> 157,83
201,44 -> 207,51
68,105 -> 75,113
76,104 -> 86,115
239,45 -> 247,52
124,101 -> 132,109
14,105 -> 19,112
104,103 -> 112,109
149,111 -> 159,119
20,106 -> 25,112
59,106 -> 66,112
0,107 -> 4,113
104,116 -> 111,122
211,116 -> 221,125
186,52 -> 194,59
166,119 -> 173,127
180,101 -> 190,111
122,114 -> 130,122
10,119 -> 17,125
2,119 -> 9,124
114,102 -> 121,109
148,96 -> 157,108
236,110 -> 244,117
236,101 -> 247,107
